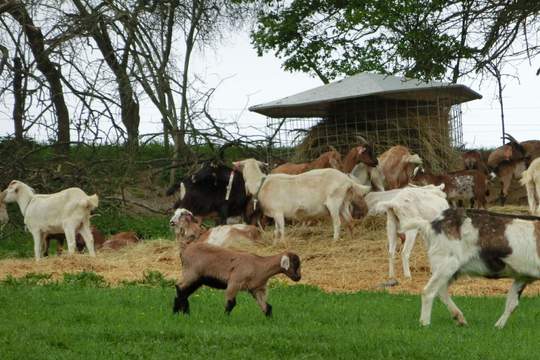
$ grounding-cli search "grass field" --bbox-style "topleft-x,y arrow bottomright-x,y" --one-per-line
1,278 -> 540,359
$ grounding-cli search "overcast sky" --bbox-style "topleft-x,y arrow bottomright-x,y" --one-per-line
1,32 -> 538,149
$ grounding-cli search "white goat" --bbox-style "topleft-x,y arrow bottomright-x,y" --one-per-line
233,158 -> 370,243
403,208 -> 540,328
364,185 -> 449,281
3,180 -> 99,259
521,157 -> 540,215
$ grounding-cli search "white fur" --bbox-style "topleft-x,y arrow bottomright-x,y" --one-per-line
520,158 -> 540,215
365,185 -> 449,279
234,159 -> 370,243
3,180 -> 98,260
402,212 -> 540,328
280,255 -> 290,270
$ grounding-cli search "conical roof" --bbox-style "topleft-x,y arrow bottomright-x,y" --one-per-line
249,72 -> 482,118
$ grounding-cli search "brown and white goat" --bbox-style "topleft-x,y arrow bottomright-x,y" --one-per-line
378,145 -> 422,189
234,158 -> 371,242
171,210 -> 301,316
520,157 -> 540,216
3,180 -> 99,259
403,208 -> 540,328
412,168 -> 488,208
169,208 -> 262,247
271,148 -> 342,175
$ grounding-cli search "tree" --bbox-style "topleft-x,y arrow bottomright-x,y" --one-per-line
0,0 -> 71,152
247,0 -> 540,83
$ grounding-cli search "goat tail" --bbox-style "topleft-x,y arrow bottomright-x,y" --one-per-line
85,194 -> 99,210
400,217 -> 432,239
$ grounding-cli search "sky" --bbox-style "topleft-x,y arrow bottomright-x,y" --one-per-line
1,31 -> 538,149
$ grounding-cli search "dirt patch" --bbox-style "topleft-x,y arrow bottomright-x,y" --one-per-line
2,206 -> 540,297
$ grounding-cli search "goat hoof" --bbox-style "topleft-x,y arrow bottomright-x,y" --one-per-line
378,279 -> 399,288
265,304 -> 273,318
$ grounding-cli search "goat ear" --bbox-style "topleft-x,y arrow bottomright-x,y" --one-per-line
280,255 -> 290,270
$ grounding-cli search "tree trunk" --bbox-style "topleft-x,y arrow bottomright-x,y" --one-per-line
2,0 -> 71,152
71,0 -> 140,152
12,56 -> 24,142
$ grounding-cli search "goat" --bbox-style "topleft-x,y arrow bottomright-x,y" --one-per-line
171,209 -> 301,316
341,144 -> 378,173
0,190 -> 9,225
412,168 -> 488,208
365,185 -> 449,281
101,231 -> 140,250
271,148 -> 342,175
44,226 -> 105,256
403,208 -> 540,328
488,134 -> 540,205
169,208 -> 262,247
233,158 -> 371,243
350,163 -> 385,191
462,150 -> 489,174
167,161 -> 251,225
378,145 -> 423,189
3,180 -> 98,259
520,157 -> 540,216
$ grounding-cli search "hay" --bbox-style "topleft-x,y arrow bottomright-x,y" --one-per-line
2,207 -> 540,297
282,96 -> 462,171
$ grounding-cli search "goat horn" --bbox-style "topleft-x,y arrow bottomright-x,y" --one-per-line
355,135 -> 368,144
503,133 -> 519,144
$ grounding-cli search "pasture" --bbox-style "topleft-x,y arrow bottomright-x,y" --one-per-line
2,280 -> 540,359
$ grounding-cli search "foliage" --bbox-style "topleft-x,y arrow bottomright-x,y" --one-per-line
2,283 -> 540,359
247,0 -> 540,83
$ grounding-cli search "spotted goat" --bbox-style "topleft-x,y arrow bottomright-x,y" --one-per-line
403,208 -> 540,328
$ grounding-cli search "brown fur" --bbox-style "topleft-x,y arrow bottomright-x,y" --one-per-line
470,212 -> 513,273
174,226 -> 301,315
271,149 -> 342,175
101,231 -> 140,250
535,222 -> 540,258
44,226 -> 105,256
378,145 -> 420,189
432,208 -> 465,240
342,145 -> 378,173
462,150 -> 489,174
413,169 -> 487,208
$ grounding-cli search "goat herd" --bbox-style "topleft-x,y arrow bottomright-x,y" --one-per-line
2,133 -> 540,329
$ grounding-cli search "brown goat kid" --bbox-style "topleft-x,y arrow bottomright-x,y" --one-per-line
171,210 -> 301,317
271,148 -> 342,174
44,226 -> 105,256
101,231 -> 140,250
341,144 -> 378,173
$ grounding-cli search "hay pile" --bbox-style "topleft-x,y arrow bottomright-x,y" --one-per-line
2,206 -> 540,297
291,97 -> 462,171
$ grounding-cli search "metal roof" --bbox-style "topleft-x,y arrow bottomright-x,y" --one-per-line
249,72 -> 482,118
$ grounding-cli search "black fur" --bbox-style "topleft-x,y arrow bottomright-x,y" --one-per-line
168,162 -> 251,225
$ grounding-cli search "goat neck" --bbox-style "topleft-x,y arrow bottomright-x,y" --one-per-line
242,160 -> 266,196
14,185 -> 35,217
257,253 -> 288,281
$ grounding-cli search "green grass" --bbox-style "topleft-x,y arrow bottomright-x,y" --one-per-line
1,280 -> 540,359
